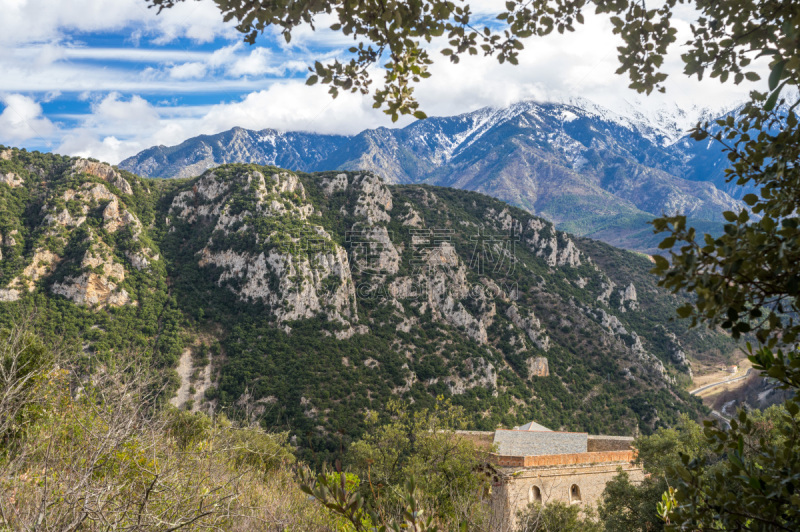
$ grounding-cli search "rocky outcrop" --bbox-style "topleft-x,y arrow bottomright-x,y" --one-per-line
0,172 -> 23,187
72,159 -> 133,195
506,304 -> 550,351
619,282 -> 638,312
525,218 -> 581,267
174,168 -> 358,325
103,198 -> 140,234
527,357 -> 550,377
352,173 -> 393,224
51,237 -> 130,308
657,326 -> 692,376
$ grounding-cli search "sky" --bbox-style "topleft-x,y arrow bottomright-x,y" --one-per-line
0,0 -> 769,165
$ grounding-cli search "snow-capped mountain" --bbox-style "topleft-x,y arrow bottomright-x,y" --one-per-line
120,98 -> 742,253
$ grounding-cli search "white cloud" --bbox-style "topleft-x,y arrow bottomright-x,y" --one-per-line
227,48 -> 278,77
169,61 -> 208,80
0,0 -> 235,46
0,94 -> 56,144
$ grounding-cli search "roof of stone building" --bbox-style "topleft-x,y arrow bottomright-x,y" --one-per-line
514,421 -> 552,432
493,429 -> 588,456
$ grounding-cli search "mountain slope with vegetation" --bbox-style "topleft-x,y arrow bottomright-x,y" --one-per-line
0,145 -> 737,457
120,100 -> 741,254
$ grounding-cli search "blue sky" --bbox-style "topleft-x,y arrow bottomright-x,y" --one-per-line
0,0 -> 766,164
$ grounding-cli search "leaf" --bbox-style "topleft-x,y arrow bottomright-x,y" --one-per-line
764,80 -> 786,111
768,59 -> 787,91
305,75 -> 319,86
659,237 -> 676,249
742,193 -> 758,206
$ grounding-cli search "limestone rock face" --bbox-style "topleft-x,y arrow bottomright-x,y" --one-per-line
22,250 -> 60,291
619,282 -> 638,312
72,159 -> 133,195
353,173 -> 393,224
172,168 -> 358,325
321,172 -> 348,195
506,304 -> 550,351
657,326 -> 692,376
103,198 -> 140,234
527,357 -> 550,377
525,218 -> 581,267
597,279 -> 616,306
0,172 -> 23,187
51,237 -> 130,308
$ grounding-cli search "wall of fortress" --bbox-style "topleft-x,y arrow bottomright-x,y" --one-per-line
491,454 -> 644,531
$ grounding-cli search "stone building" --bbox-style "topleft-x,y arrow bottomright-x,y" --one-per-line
457,421 -> 643,531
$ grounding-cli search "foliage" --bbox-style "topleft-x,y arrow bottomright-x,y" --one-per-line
650,4 -> 800,349
598,415 -> 706,532
0,324 -> 338,531
347,398 -> 491,528
516,501 -> 602,532
300,472 -> 439,532
657,346 -> 800,531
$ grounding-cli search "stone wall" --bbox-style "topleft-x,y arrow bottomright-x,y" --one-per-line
493,429 -> 587,456
587,435 -> 635,452
491,455 -> 644,531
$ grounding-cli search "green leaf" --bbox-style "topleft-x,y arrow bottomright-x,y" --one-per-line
768,59 -> 787,91
306,75 -> 319,86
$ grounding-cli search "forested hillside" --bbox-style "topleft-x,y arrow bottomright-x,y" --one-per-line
0,145 -> 737,456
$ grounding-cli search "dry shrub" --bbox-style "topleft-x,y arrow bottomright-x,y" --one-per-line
0,324 -> 337,531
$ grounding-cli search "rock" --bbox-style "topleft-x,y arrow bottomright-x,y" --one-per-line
597,279 -> 616,305
50,238 -> 130,308
22,250 -> 60,291
0,172 -> 23,187
401,203 -> 424,227
72,159 -> 133,195
619,282 -> 638,312
353,173 -> 393,224
506,304 -> 550,351
527,357 -> 550,377
525,218 -> 581,267
0,149 -> 12,160
321,173 -> 349,195
0,288 -> 21,302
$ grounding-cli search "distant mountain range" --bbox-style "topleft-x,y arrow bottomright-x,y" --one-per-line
120,99 -> 740,253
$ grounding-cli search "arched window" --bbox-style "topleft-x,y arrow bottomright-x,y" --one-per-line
529,485 -> 542,503
570,484 -> 582,503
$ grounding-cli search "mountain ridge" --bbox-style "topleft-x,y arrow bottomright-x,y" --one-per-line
120,99 -> 741,254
